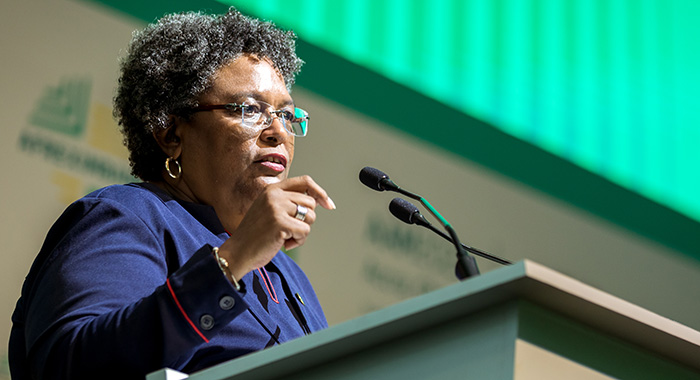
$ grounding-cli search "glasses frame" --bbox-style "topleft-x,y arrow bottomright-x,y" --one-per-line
189,100 -> 309,137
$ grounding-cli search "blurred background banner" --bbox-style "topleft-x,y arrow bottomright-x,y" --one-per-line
2,1 -> 699,378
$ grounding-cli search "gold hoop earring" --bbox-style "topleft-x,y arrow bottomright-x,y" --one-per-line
165,157 -> 182,179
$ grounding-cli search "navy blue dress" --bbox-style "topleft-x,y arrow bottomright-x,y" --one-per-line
9,183 -> 327,379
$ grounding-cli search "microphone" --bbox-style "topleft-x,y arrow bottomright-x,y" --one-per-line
359,166 -> 404,194
359,167 -> 480,280
389,197 -> 432,227
389,198 -> 512,266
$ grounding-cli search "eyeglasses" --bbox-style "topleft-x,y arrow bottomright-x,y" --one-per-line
189,100 -> 309,137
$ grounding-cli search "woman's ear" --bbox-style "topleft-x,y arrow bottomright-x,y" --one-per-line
153,116 -> 183,159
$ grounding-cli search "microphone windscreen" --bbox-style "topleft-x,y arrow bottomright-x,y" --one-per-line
359,166 -> 389,191
389,198 -> 419,224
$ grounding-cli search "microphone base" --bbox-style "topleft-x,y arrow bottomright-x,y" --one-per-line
455,254 -> 480,280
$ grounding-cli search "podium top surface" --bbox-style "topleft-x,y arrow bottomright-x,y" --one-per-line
158,260 -> 700,379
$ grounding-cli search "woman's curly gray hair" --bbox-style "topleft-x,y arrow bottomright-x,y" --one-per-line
114,8 -> 303,181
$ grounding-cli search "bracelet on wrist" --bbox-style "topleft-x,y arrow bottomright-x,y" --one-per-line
212,246 -> 241,291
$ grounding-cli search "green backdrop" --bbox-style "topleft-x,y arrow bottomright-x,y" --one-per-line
84,0 -> 700,262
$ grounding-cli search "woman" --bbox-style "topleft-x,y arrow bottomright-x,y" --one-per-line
9,8 -> 334,379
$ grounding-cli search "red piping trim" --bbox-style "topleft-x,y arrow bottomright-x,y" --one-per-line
257,267 -> 280,304
167,278 -> 210,343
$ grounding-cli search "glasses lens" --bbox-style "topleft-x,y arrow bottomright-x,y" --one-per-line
237,101 -> 307,136
240,102 -> 264,127
290,108 -> 308,137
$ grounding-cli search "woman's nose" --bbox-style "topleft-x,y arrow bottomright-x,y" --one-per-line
260,115 -> 289,145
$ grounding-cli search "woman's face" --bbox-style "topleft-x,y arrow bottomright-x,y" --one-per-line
173,54 -> 296,219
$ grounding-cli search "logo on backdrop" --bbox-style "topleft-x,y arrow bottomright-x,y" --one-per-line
360,211 -> 455,312
30,77 -> 91,137
16,76 -> 134,204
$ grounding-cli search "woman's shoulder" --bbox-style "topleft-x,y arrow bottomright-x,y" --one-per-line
85,182 -> 160,199
73,183 -> 220,235
80,183 -> 170,208
65,183 -> 179,224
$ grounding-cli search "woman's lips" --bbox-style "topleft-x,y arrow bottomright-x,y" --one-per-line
259,161 -> 285,172
256,154 -> 287,173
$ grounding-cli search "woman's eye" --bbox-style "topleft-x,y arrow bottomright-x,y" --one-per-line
280,110 -> 295,121
242,104 -> 261,116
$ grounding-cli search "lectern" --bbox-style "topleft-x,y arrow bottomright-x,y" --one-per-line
148,261 -> 700,379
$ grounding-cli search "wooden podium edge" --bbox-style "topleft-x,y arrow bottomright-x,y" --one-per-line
519,260 -> 700,370
150,261 -> 700,379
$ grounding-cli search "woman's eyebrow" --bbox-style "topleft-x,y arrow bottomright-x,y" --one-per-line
222,91 -> 295,107
219,91 -> 252,103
